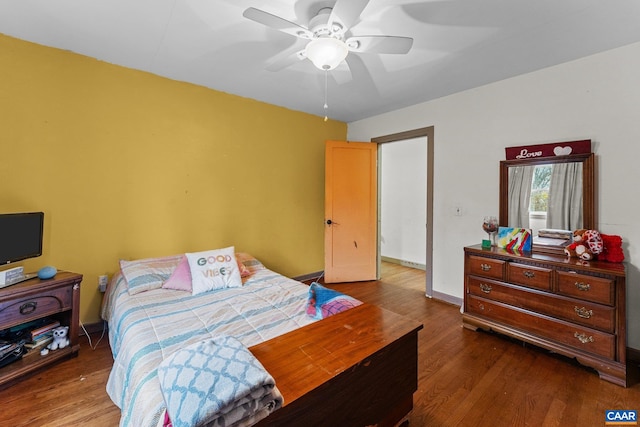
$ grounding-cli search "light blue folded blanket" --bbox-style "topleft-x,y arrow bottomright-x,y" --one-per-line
157,336 -> 283,427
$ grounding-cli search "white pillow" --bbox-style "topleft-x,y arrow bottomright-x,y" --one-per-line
186,246 -> 242,295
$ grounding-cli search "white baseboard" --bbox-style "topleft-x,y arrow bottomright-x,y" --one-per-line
381,256 -> 426,271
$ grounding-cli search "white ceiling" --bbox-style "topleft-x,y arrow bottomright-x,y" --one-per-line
2,0 -> 640,122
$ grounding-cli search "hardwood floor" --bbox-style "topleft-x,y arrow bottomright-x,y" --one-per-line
1,263 -> 638,426
378,261 -> 428,293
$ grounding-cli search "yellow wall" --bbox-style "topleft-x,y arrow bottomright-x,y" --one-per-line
0,34 -> 347,324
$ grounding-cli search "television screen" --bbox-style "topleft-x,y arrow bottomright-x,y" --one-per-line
0,212 -> 44,265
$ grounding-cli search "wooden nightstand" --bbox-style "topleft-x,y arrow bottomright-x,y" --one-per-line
0,271 -> 82,388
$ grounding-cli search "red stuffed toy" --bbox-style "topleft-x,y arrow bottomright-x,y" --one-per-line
598,234 -> 625,263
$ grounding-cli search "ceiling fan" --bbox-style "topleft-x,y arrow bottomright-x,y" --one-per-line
243,0 -> 413,72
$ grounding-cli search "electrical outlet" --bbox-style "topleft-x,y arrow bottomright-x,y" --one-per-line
98,275 -> 109,292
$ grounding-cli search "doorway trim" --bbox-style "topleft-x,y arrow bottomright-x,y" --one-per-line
372,126 -> 434,297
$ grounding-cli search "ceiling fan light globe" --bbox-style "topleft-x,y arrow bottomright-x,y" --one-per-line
305,38 -> 348,70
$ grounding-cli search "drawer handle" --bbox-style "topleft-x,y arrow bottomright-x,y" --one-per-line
575,281 -> 590,291
574,306 -> 593,319
19,301 -> 38,315
479,283 -> 492,293
523,270 -> 535,279
480,263 -> 492,271
574,332 -> 594,344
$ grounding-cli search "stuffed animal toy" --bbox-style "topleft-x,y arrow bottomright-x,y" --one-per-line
564,229 -> 603,261
598,234 -> 625,263
47,326 -> 69,351
564,229 -> 586,259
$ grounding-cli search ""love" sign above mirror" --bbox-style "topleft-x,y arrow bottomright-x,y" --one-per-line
505,139 -> 591,161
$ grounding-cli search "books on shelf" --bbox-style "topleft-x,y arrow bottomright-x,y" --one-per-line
29,320 -> 60,341
0,318 -> 60,348
0,319 -> 59,366
25,336 -> 53,350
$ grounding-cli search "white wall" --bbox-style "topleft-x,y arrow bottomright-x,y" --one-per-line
348,41 -> 640,349
380,138 -> 427,265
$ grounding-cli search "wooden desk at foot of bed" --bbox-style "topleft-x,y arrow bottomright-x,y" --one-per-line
251,303 -> 423,427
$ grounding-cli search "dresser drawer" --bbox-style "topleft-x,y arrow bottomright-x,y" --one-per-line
467,276 -> 505,300
507,263 -> 552,291
0,285 -> 73,328
467,277 -> 614,333
557,271 -> 615,306
466,295 -> 615,359
467,256 -> 505,280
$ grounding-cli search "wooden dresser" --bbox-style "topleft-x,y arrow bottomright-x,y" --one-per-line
0,271 -> 82,388
463,245 -> 629,386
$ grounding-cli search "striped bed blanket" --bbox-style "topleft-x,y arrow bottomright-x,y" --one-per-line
101,254 -> 315,427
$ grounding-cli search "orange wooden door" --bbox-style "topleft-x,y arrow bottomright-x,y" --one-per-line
324,140 -> 377,283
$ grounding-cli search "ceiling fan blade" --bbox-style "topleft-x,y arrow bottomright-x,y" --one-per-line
266,49 -> 306,71
328,0 -> 370,34
346,36 -> 414,54
243,7 -> 314,39
343,54 -> 379,97
330,61 -> 353,85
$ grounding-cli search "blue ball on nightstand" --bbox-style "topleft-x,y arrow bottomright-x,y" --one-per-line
38,266 -> 57,280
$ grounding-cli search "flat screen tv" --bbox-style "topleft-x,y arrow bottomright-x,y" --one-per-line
0,212 -> 44,265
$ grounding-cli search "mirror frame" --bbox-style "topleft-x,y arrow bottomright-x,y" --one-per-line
499,152 -> 595,234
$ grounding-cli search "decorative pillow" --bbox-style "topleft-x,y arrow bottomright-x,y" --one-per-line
238,259 -> 251,278
186,247 -> 242,295
157,336 -> 282,427
306,282 -> 362,320
235,252 -> 265,273
120,254 -> 183,295
162,255 -> 192,292
162,254 -> 250,292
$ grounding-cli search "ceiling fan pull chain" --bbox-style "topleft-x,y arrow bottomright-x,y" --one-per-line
324,70 -> 329,122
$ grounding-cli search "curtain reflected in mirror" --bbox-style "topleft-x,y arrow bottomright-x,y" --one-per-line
508,163 -> 583,235
508,166 -> 534,228
548,163 -> 583,230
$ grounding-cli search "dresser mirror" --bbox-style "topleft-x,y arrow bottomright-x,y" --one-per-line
499,152 -> 595,252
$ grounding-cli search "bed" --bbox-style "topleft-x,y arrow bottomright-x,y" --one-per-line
102,251 -> 422,427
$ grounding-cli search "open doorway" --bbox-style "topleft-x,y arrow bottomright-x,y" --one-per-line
373,127 -> 434,296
